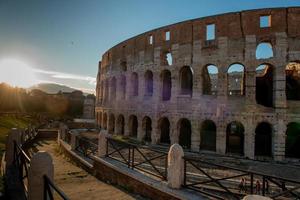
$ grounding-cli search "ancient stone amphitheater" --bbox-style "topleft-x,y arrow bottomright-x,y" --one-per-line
95,7 -> 300,161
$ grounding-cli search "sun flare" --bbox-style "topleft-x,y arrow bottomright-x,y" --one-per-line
0,59 -> 38,88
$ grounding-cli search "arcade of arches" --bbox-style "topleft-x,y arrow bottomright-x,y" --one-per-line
96,112 -> 300,160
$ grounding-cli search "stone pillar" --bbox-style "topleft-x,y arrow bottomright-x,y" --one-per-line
244,121 -> 255,159
273,119 -> 286,161
245,68 -> 256,108
124,115 -> 130,137
216,123 -> 226,154
170,119 -> 178,145
167,144 -> 184,189
98,130 -> 108,157
28,151 -> 54,200
70,132 -> 79,151
190,120 -> 200,152
5,128 -> 22,168
58,123 -> 67,143
273,65 -> 287,109
151,118 -> 159,145
137,117 -> 144,141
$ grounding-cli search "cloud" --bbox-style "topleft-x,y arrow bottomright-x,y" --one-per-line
33,68 -> 96,85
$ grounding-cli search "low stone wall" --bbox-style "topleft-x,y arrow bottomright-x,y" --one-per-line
58,139 -> 198,200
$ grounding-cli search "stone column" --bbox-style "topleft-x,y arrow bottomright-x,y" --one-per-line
28,151 -> 54,200
216,123 -> 226,154
244,121 -> 255,159
170,119 -> 178,145
273,65 -> 287,109
191,119 -> 200,152
98,130 -> 108,157
273,119 -> 286,161
137,117 -> 144,141
151,118 -> 159,145
124,115 -> 130,137
167,144 -> 184,189
5,128 -> 22,168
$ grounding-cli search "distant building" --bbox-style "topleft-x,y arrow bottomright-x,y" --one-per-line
82,94 -> 95,119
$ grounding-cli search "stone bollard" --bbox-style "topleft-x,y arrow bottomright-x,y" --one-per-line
5,128 -> 22,168
28,151 -> 54,200
243,195 -> 272,200
59,123 -> 67,142
70,132 -> 80,151
167,143 -> 184,189
98,130 -> 108,157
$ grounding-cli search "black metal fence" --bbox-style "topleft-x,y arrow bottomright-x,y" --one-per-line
43,175 -> 69,200
105,137 -> 168,180
183,156 -> 300,200
75,135 -> 98,158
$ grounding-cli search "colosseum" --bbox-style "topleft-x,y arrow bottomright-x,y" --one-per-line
95,7 -> 300,161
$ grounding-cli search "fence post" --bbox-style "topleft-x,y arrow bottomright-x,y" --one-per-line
167,143 -> 184,189
5,128 -> 22,168
70,132 -> 80,151
58,123 -> 67,143
28,151 -> 54,200
98,130 -> 108,157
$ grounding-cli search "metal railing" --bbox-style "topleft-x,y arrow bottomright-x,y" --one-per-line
105,137 -> 168,180
75,136 -> 98,158
183,156 -> 300,200
43,175 -> 69,200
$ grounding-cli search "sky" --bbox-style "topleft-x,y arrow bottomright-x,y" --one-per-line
0,0 -> 299,93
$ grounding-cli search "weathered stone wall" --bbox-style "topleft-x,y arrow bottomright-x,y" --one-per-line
95,7 -> 300,161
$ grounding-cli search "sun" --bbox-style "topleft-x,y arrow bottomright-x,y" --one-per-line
0,59 -> 38,88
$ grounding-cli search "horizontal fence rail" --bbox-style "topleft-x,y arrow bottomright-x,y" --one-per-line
183,156 -> 300,200
75,136 -> 98,158
105,137 -> 168,180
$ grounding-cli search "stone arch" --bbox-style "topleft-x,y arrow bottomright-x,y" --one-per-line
256,42 -> 274,59
128,115 -> 138,137
200,120 -> 216,151
202,64 -> 218,95
226,121 -> 245,155
255,122 -> 272,157
103,113 -> 108,129
179,66 -> 193,96
256,64 -> 273,107
286,122 -> 300,159
227,63 -> 245,96
144,70 -> 153,96
142,116 -> 152,142
131,72 -> 139,96
177,118 -> 192,149
116,114 -> 125,135
108,114 -> 115,134
161,70 -> 172,101
158,117 -> 170,144
110,77 -> 117,100
286,62 -> 300,101
120,75 -> 126,99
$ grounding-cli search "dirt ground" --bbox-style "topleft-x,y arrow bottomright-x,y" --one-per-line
29,140 -> 144,200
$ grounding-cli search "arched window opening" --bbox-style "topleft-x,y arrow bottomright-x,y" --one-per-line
227,64 -> 245,96
142,116 -> 152,142
159,117 -> 170,144
110,77 -> 116,100
108,114 -> 115,134
179,66 -> 193,96
255,122 -> 272,157
256,43 -> 273,59
202,65 -> 218,95
144,71 -> 153,96
161,70 -> 171,101
131,73 -> 138,96
286,62 -> 300,101
103,113 -> 107,129
200,120 -> 216,151
121,61 -> 127,72
120,75 -> 126,99
129,115 -> 138,137
178,118 -> 192,149
162,51 -> 172,66
286,122 -> 300,159
116,115 -> 125,135
226,121 -> 244,155
256,64 -> 273,107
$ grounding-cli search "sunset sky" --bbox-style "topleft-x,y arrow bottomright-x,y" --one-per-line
0,0 -> 300,93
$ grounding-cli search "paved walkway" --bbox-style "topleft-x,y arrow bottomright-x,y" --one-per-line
28,140 -> 143,200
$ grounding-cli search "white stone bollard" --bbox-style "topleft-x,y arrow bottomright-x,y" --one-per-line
5,128 -> 22,168
243,195 -> 272,200
98,130 -> 108,157
28,151 -> 54,200
167,143 -> 184,189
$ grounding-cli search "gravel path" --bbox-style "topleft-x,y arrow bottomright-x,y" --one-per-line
29,140 -> 141,200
